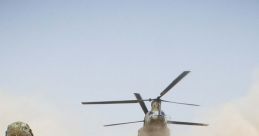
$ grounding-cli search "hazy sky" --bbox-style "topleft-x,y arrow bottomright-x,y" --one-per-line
0,0 -> 258,136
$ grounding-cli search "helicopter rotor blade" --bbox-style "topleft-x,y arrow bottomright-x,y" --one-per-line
167,120 -> 208,126
159,71 -> 190,98
104,120 -> 144,127
81,100 -> 140,104
161,100 -> 200,106
134,93 -> 149,114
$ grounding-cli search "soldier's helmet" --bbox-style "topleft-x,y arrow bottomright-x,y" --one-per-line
6,121 -> 34,136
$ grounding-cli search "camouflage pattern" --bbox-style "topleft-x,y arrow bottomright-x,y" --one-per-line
6,122 -> 34,136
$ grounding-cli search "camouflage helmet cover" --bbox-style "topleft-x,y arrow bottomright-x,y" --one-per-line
6,121 -> 34,136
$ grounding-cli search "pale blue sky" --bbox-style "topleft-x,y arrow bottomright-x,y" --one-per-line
0,0 -> 259,136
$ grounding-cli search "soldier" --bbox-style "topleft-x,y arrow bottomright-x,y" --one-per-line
6,121 -> 34,136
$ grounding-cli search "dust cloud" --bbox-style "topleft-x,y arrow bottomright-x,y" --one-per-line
188,74 -> 259,136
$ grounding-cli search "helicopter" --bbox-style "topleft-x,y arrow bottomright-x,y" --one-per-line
81,71 -> 208,136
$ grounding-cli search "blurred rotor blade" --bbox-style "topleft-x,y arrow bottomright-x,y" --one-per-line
161,100 -> 200,106
159,71 -> 190,98
81,100 -> 140,104
104,120 -> 144,127
134,93 -> 149,114
167,120 -> 208,126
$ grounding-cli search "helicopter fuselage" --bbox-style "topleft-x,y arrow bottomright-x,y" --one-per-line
138,100 -> 170,136
144,111 -> 167,127
143,100 -> 168,129
139,110 -> 170,136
